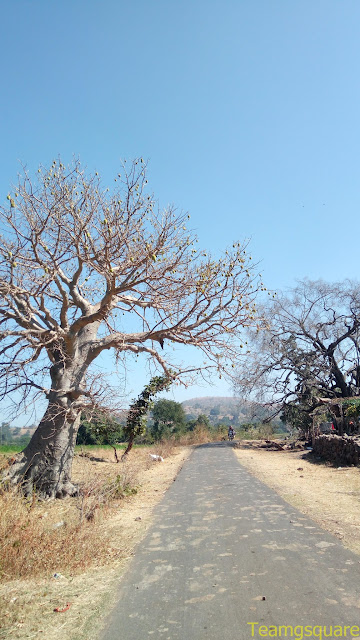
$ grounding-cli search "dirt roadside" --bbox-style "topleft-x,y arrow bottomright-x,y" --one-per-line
0,446 -> 191,640
234,442 -> 360,556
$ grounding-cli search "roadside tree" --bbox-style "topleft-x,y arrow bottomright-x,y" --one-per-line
151,399 -> 187,440
186,413 -> 211,431
235,279 -> 360,433
0,158 -> 261,497
77,411 -> 125,462
122,375 -> 172,456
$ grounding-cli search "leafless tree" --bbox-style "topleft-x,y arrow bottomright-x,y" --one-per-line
0,158 -> 261,497
234,279 -> 360,425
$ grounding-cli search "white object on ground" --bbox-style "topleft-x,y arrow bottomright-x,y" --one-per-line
149,454 -> 164,462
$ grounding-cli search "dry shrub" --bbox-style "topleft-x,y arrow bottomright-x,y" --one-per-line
0,457 -> 140,582
76,446 -> 118,464
0,490 -> 101,580
77,467 -> 138,523
0,454 -> 9,473
177,426 -> 214,445
151,439 -> 176,459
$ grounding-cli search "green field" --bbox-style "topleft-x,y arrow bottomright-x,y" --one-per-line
0,442 -> 148,456
0,444 -> 24,454
75,443 -> 148,452
76,443 -> 127,451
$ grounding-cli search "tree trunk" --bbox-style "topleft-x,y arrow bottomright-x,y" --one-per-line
4,401 -> 81,498
121,430 -> 135,460
2,324 -> 101,498
111,445 -> 120,463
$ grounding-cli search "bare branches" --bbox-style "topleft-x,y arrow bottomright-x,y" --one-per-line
0,158 -> 262,417
235,279 -> 360,424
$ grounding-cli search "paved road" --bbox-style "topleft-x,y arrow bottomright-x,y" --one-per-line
99,443 -> 360,640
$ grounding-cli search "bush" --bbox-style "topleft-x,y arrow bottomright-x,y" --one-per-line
0,451 -> 139,580
238,423 -> 275,439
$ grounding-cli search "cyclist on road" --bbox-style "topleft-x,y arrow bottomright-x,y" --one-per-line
228,426 -> 235,440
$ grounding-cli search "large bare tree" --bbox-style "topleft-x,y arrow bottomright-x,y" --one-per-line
0,158 -> 261,497
235,279 -> 360,425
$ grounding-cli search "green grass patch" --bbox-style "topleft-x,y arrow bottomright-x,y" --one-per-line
75,443 -> 148,452
76,443 -> 126,452
0,442 -> 148,456
0,444 -> 23,454
0,442 -> 149,456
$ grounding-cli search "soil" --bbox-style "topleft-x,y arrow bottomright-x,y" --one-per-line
234,441 -> 360,555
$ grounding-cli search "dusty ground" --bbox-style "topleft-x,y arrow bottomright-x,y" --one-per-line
0,446 -> 191,640
234,441 -> 360,556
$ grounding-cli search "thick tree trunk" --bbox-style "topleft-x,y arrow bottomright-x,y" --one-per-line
4,401 -> 81,498
3,323 -> 102,498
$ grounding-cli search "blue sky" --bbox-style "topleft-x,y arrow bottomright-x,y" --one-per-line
1,1 -> 360,412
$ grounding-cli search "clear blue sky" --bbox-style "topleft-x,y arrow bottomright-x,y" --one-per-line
1,0 -> 360,412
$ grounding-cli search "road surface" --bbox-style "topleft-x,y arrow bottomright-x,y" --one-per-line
99,442 -> 360,639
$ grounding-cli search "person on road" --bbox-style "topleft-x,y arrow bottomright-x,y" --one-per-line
228,426 -> 235,440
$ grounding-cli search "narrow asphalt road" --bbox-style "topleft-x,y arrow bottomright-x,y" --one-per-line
99,443 -> 360,640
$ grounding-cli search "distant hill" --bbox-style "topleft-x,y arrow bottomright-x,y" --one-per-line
181,397 -> 279,426
13,427 -> 37,437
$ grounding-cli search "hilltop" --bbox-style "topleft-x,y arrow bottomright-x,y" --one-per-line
181,396 -> 278,426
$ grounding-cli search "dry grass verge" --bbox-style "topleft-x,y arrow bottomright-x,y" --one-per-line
0,445 -> 191,640
0,448 -> 140,582
234,441 -> 360,556
176,425 -> 218,445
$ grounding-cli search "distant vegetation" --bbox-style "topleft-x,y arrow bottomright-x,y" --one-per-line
1,396 -> 285,454
1,396 -> 285,456
71,397 -> 285,449
0,423 -> 35,450
182,397 -> 284,430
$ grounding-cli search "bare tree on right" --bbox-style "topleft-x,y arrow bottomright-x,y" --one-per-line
234,279 -> 360,432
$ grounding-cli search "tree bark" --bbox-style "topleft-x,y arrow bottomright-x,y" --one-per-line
121,431 -> 135,460
111,445 -> 120,463
2,324 -> 103,498
4,400 -> 81,498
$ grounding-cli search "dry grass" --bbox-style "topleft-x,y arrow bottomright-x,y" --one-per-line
0,445 -> 191,640
176,425 -> 218,445
144,425 -> 221,455
149,439 -> 176,459
234,441 -> 360,556
0,448 -> 141,582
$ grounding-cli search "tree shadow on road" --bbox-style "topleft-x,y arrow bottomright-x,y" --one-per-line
195,441 -> 236,449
